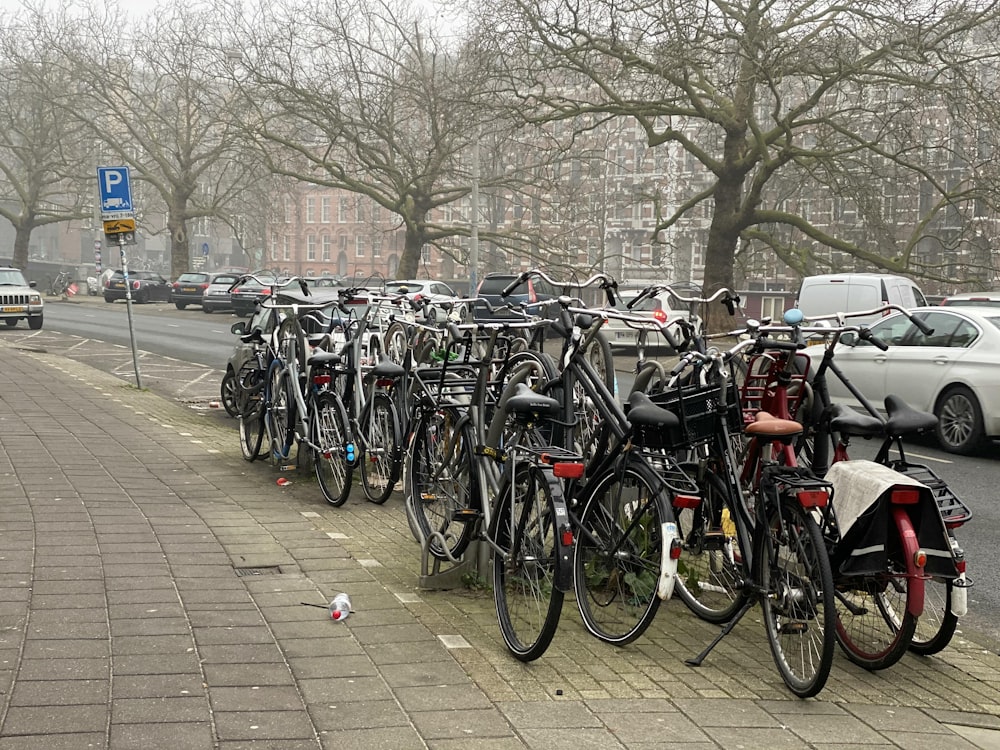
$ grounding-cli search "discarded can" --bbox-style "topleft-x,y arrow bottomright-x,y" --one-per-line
276,477 -> 292,487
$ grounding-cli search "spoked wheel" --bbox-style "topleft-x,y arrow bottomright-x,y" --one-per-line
237,363 -> 266,462
383,322 -> 410,365
756,499 -> 835,698
573,460 -> 670,645
492,464 -> 564,662
407,408 -> 478,560
359,391 -> 402,504
909,577 -> 959,656
674,470 -> 749,624
220,370 -> 239,417
266,364 -> 295,465
834,576 -> 916,670
312,392 -> 354,507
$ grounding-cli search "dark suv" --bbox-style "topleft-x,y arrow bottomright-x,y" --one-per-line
473,273 -> 558,322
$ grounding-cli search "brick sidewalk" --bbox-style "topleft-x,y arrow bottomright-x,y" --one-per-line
1,339 -> 999,749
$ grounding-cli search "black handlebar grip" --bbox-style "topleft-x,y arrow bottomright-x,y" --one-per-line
860,329 -> 889,351
298,278 -> 310,296
447,322 -> 463,342
912,316 -> 934,336
604,281 -> 618,307
501,272 -> 528,298
723,292 -> 738,316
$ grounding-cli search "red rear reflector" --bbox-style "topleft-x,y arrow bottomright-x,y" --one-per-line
561,527 -> 574,547
673,495 -> 700,509
914,549 -> 927,568
891,488 -> 921,504
797,490 -> 828,508
669,538 -> 683,560
955,559 -> 966,574
312,374 -> 331,386
375,378 -> 394,388
553,462 -> 585,479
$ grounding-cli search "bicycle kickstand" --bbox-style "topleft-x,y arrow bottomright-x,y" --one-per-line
685,598 -> 756,667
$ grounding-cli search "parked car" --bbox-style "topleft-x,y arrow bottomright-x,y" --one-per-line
171,271 -> 215,309
803,306 -> 1000,454
0,266 -> 43,330
103,270 -> 172,304
604,289 -> 701,351
303,275 -> 344,290
385,278 -> 465,320
201,273 -> 243,314
940,291 -> 1000,308
229,274 -> 278,317
797,273 -> 927,325
472,273 -> 558,322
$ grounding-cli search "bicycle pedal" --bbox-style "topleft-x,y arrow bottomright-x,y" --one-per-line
451,508 -> 482,522
779,621 -> 809,636
279,464 -> 297,471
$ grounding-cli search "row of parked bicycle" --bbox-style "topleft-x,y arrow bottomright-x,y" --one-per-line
225,270 -> 972,699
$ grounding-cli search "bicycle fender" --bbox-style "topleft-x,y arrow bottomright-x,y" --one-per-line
891,506 -> 925,618
542,468 -> 575,594
657,521 -> 680,600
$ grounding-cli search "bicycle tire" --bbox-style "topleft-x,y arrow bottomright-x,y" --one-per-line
407,408 -> 478,560
383,321 -> 409,364
266,363 -> 295,464
277,317 -> 308,375
573,458 -> 672,645
360,391 -> 402,504
674,469 -> 750,624
909,577 -> 958,656
313,391 -> 354,506
492,463 -> 564,661
239,393 -> 266,462
755,498 -> 835,698
833,517 -> 918,671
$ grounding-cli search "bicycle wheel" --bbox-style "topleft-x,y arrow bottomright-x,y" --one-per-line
237,363 -> 266,462
674,470 -> 750,624
313,391 -> 354,506
384,321 -> 409,365
833,511 -> 918,671
277,317 -> 307,375
909,578 -> 958,656
407,408 -> 478,560
266,363 -> 295,464
492,463 -> 564,661
360,391 -> 402,504
755,498 -> 835,698
573,458 -> 671,645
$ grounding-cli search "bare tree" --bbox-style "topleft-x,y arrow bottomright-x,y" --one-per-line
226,0 -> 558,279
0,21 -> 92,270
474,0 -> 1000,312
40,1 -> 266,280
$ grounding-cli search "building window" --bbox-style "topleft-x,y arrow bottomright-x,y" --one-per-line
356,236 -> 364,257
339,197 -> 348,223
372,236 -> 381,257
322,235 -> 332,262
283,236 -> 291,261
269,234 -> 278,262
305,197 -> 316,223
283,199 -> 292,223
356,197 -> 366,223
339,235 -> 347,253
307,235 -> 316,261
321,196 -> 331,223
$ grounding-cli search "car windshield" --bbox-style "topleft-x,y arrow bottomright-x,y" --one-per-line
211,275 -> 240,286
178,273 -> 209,283
0,270 -> 28,285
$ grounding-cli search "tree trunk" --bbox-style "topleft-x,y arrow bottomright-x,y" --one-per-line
702,170 -> 743,333
167,208 -> 190,280
395,215 -> 427,279
11,224 -> 31,270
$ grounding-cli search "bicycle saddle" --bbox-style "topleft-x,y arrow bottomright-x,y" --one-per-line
626,391 -> 681,430
829,404 -> 884,438
745,411 -> 802,441
506,383 -> 561,418
371,355 -> 406,379
883,394 -> 937,435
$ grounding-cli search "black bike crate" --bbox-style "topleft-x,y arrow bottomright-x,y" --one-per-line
629,381 -> 743,450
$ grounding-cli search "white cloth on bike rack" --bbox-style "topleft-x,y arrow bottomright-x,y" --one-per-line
825,459 -> 954,577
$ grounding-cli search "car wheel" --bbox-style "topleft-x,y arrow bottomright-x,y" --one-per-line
203,306 -> 212,314
104,295 -> 114,303
176,301 -> 187,310
28,315 -> 42,330
935,385 -> 985,455
220,369 -> 239,417
5,319 -> 18,328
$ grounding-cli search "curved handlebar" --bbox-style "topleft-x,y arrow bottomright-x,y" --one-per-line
500,269 -> 619,304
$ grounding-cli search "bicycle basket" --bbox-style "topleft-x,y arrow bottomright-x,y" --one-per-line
629,380 -> 742,450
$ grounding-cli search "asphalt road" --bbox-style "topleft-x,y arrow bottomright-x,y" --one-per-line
14,295 -> 1000,648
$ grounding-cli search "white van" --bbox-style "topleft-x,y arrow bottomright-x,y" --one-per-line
796,273 -> 927,324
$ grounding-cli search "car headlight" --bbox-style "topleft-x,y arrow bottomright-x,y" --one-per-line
29,294 -> 42,304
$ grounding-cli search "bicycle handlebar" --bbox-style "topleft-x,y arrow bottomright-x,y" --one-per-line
801,303 -> 934,336
501,269 -> 619,306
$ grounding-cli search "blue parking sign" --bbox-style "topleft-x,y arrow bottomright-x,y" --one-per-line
97,166 -> 134,213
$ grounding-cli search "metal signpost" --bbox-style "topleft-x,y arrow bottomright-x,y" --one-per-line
97,166 -> 143,389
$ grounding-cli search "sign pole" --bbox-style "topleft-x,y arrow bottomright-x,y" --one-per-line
119,236 -> 144,389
